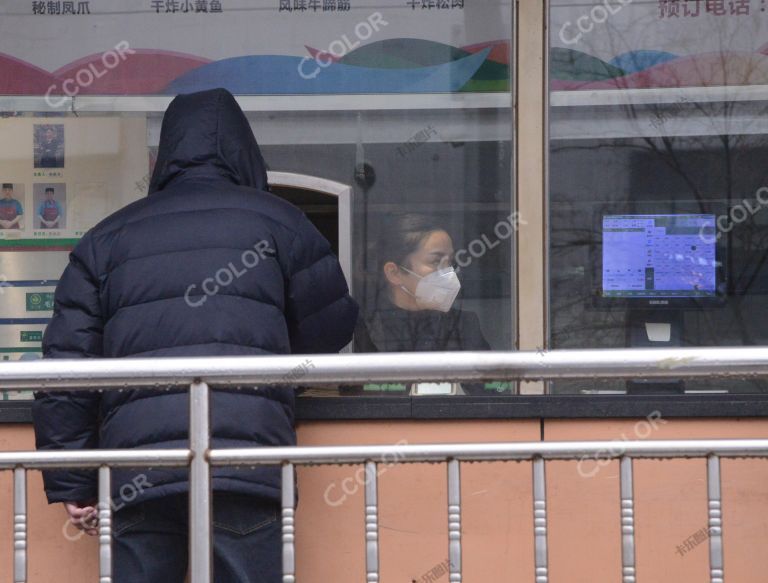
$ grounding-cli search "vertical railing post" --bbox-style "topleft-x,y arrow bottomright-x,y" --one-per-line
98,465 -> 112,583
365,461 -> 379,583
447,459 -> 462,583
282,463 -> 296,583
189,381 -> 212,583
13,466 -> 27,583
707,455 -> 724,583
620,457 -> 636,583
533,457 -> 548,583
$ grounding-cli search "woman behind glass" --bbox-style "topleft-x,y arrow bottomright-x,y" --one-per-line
354,213 -> 492,395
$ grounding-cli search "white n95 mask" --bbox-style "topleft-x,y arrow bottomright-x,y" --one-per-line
399,266 -> 461,312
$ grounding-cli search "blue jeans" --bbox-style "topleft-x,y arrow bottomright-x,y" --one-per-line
112,492 -> 281,583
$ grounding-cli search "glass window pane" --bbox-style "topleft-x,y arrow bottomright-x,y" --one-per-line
1,0 -> 514,401
549,0 -> 768,393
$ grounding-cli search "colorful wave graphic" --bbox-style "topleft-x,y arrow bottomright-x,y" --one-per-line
305,38 -> 509,92
0,52 -> 61,94
165,48 -> 492,94
53,50 -> 211,94
551,47 -> 768,91
609,50 -> 678,74
5,41 -> 768,96
0,38 -> 507,96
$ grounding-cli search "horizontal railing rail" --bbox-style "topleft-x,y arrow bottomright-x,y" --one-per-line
208,439 -> 768,464
0,450 -> 190,469
2,347 -> 768,390
4,348 -> 768,583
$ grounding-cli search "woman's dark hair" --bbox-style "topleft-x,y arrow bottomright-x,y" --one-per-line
375,213 -> 445,273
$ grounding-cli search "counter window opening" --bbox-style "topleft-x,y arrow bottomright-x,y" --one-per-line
264,128 -> 516,399
266,171 -> 352,288
255,109 -> 515,399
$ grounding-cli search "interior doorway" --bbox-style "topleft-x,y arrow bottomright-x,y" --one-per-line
266,171 -> 352,286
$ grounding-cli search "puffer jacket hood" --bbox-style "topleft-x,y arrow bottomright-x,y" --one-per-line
148,88 -> 269,193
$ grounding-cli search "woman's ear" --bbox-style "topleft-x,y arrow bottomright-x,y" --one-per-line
383,261 -> 403,286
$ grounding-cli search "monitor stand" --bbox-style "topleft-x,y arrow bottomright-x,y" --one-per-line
625,309 -> 685,394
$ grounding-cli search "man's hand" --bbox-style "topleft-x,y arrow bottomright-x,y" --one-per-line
64,499 -> 99,536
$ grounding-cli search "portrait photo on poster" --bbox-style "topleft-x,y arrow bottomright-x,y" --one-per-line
33,183 -> 66,230
33,124 -> 65,169
0,183 -> 26,231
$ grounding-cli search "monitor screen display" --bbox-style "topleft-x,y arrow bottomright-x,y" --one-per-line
602,214 -> 717,298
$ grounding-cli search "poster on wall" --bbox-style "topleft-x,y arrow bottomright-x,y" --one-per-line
0,0 -> 511,96
33,183 -> 67,231
551,0 -> 768,91
0,115 -> 124,240
33,124 -> 65,169
0,116 -> 130,399
0,183 -> 26,232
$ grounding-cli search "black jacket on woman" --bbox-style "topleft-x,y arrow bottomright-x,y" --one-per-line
353,297 -> 491,395
355,299 -> 490,353
32,88 -> 358,507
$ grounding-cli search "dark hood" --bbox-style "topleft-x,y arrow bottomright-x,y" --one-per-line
148,88 -> 269,194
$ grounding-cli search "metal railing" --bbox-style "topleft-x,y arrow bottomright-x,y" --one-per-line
3,347 -> 768,583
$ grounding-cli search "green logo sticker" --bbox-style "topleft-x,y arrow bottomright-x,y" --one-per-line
20,331 -> 43,342
26,292 -> 54,311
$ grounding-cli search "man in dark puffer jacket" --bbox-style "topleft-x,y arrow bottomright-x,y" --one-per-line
31,88 -> 358,582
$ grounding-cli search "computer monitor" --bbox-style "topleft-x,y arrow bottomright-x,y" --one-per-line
594,213 -> 726,308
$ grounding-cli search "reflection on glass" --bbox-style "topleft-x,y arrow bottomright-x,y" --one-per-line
549,0 -> 768,394
1,0 -> 515,402
265,118 -> 514,398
